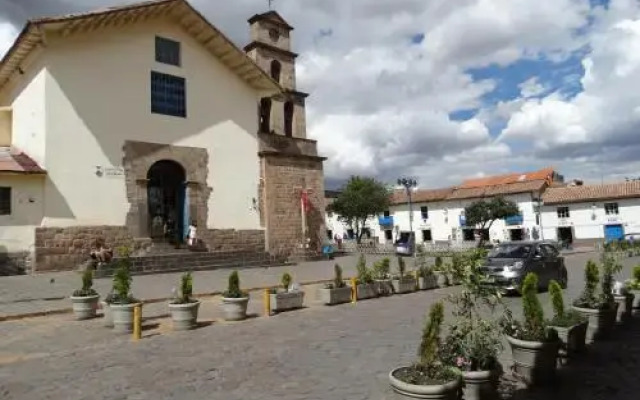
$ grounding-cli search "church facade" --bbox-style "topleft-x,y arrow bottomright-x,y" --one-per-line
0,0 -> 325,272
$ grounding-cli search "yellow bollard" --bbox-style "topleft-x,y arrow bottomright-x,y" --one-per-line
264,288 -> 271,317
132,304 -> 142,341
351,277 -> 357,304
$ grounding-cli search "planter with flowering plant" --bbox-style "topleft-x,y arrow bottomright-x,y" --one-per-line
355,255 -> 378,300
572,257 -> 618,342
220,271 -> 249,321
625,265 -> 640,316
441,249 -> 503,400
168,272 -> 200,331
546,280 -> 587,360
270,272 -> 305,312
319,264 -> 352,305
389,301 -> 461,399
502,273 -> 559,386
373,257 -> 393,296
70,269 -> 100,320
392,256 -> 417,294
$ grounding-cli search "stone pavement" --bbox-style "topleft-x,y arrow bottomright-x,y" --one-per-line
1,253 -> 640,399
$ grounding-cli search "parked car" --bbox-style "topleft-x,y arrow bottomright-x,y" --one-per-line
395,237 -> 415,256
478,241 -> 568,294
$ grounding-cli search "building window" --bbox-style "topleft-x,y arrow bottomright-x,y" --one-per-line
420,206 -> 428,220
422,229 -> 432,242
259,97 -> 271,133
557,206 -> 570,218
270,60 -> 281,83
605,202 -> 619,215
155,36 -> 181,66
284,101 -> 294,137
384,229 -> 393,241
383,210 -> 390,217
0,187 -> 10,215
326,230 -> 333,240
151,71 -> 186,118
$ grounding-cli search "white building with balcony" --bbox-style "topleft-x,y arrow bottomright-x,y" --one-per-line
541,181 -> 640,245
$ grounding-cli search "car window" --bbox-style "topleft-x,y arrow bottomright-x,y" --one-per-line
488,244 -> 532,258
541,244 -> 558,258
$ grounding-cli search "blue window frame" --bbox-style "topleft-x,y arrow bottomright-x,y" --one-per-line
151,71 -> 186,118
155,36 -> 181,66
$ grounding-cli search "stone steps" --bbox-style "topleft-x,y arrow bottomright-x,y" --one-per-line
94,251 -> 287,278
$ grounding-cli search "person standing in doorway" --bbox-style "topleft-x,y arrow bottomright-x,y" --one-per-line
187,220 -> 197,247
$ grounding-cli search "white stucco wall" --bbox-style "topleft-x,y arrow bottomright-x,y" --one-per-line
37,19 -> 262,229
0,176 -> 45,252
541,198 -> 640,242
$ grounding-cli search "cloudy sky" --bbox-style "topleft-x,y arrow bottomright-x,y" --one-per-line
1,0 -> 640,189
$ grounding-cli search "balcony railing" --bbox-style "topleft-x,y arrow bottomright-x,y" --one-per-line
378,216 -> 394,226
505,215 -> 524,226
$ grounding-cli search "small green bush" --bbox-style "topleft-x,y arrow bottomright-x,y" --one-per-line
73,269 -> 98,297
223,271 -> 246,298
435,256 -> 443,270
418,301 -> 445,366
112,263 -> 132,304
548,279 -> 585,327
281,272 -> 292,291
397,256 -> 406,278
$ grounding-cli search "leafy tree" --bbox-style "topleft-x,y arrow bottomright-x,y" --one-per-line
328,176 -> 391,243
464,196 -> 520,247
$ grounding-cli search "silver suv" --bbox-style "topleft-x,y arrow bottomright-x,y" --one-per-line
479,241 -> 568,294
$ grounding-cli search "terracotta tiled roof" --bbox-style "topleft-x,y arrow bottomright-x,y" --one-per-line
542,181 -> 640,205
459,167 -> 554,188
391,187 -> 454,205
447,180 -> 548,200
0,147 -> 46,174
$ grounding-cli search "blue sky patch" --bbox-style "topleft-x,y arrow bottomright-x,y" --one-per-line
410,33 -> 425,45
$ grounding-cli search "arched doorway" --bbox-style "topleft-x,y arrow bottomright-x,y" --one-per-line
147,160 -> 187,243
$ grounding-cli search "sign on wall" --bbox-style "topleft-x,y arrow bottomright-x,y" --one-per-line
95,166 -> 125,178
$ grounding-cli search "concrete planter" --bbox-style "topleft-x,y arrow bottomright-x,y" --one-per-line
375,279 -> 393,296
418,275 -> 438,290
221,297 -> 249,321
110,302 -> 142,333
630,289 -> 640,316
548,321 -> 588,359
434,271 -> 448,287
614,293 -> 634,325
572,305 -> 617,343
100,301 -> 113,327
356,283 -> 378,300
70,294 -> 99,320
168,301 -> 200,331
462,369 -> 500,400
318,286 -> 352,305
392,277 -> 417,294
506,335 -> 558,386
270,291 -> 305,312
389,367 -> 461,399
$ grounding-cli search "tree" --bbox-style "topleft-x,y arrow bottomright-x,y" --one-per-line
464,196 -> 519,247
328,176 -> 391,243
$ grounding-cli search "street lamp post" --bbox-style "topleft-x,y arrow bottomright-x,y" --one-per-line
397,177 -> 418,256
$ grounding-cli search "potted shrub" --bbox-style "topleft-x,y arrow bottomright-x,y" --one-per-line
441,250 -> 503,400
319,264 -> 352,305
220,271 -> 249,321
70,269 -> 100,320
434,256 -> 449,288
168,272 -> 200,331
502,273 -> 559,386
417,265 -> 438,290
613,280 -> 634,326
392,257 -> 417,294
373,257 -> 393,295
270,272 -> 305,312
546,280 -> 588,360
109,258 -> 142,333
389,302 -> 461,399
572,258 -> 618,342
624,265 -> 640,316
355,255 -> 377,300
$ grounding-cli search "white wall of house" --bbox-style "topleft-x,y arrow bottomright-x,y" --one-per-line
541,198 -> 640,242
0,176 -> 45,252
0,19 -> 265,236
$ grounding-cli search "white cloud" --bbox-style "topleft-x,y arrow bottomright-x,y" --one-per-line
518,77 -> 547,98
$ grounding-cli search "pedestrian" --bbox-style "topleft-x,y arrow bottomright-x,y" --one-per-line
186,220 -> 197,247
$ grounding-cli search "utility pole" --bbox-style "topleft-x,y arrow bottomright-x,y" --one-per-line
397,178 -> 417,258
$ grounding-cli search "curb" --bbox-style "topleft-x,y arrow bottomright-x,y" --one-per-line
0,278 -> 335,323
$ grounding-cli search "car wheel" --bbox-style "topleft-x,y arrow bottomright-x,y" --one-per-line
559,268 -> 568,289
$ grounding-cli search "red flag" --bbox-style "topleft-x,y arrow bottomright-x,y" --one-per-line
301,190 -> 311,214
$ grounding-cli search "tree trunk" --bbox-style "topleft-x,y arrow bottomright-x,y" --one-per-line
476,220 -> 495,248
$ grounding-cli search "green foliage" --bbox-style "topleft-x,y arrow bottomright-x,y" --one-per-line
356,255 -> 373,284
328,176 -> 391,243
634,265 -> 640,282
372,258 -> 391,280
73,269 -> 98,297
281,272 -> 292,291
464,197 -> 519,246
418,302 -> 445,366
172,272 -> 195,304
626,265 -> 640,290
600,252 -> 622,305
502,273 -> 555,342
333,264 -> 346,288
573,259 -> 601,309
549,280 -> 564,319
223,271 -> 246,298
112,262 -> 132,304
434,256 -> 443,270
397,256 -> 406,278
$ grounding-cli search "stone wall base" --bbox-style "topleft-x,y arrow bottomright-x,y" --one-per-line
34,225 -> 267,272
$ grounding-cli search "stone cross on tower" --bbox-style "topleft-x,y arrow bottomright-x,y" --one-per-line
268,0 -> 274,10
